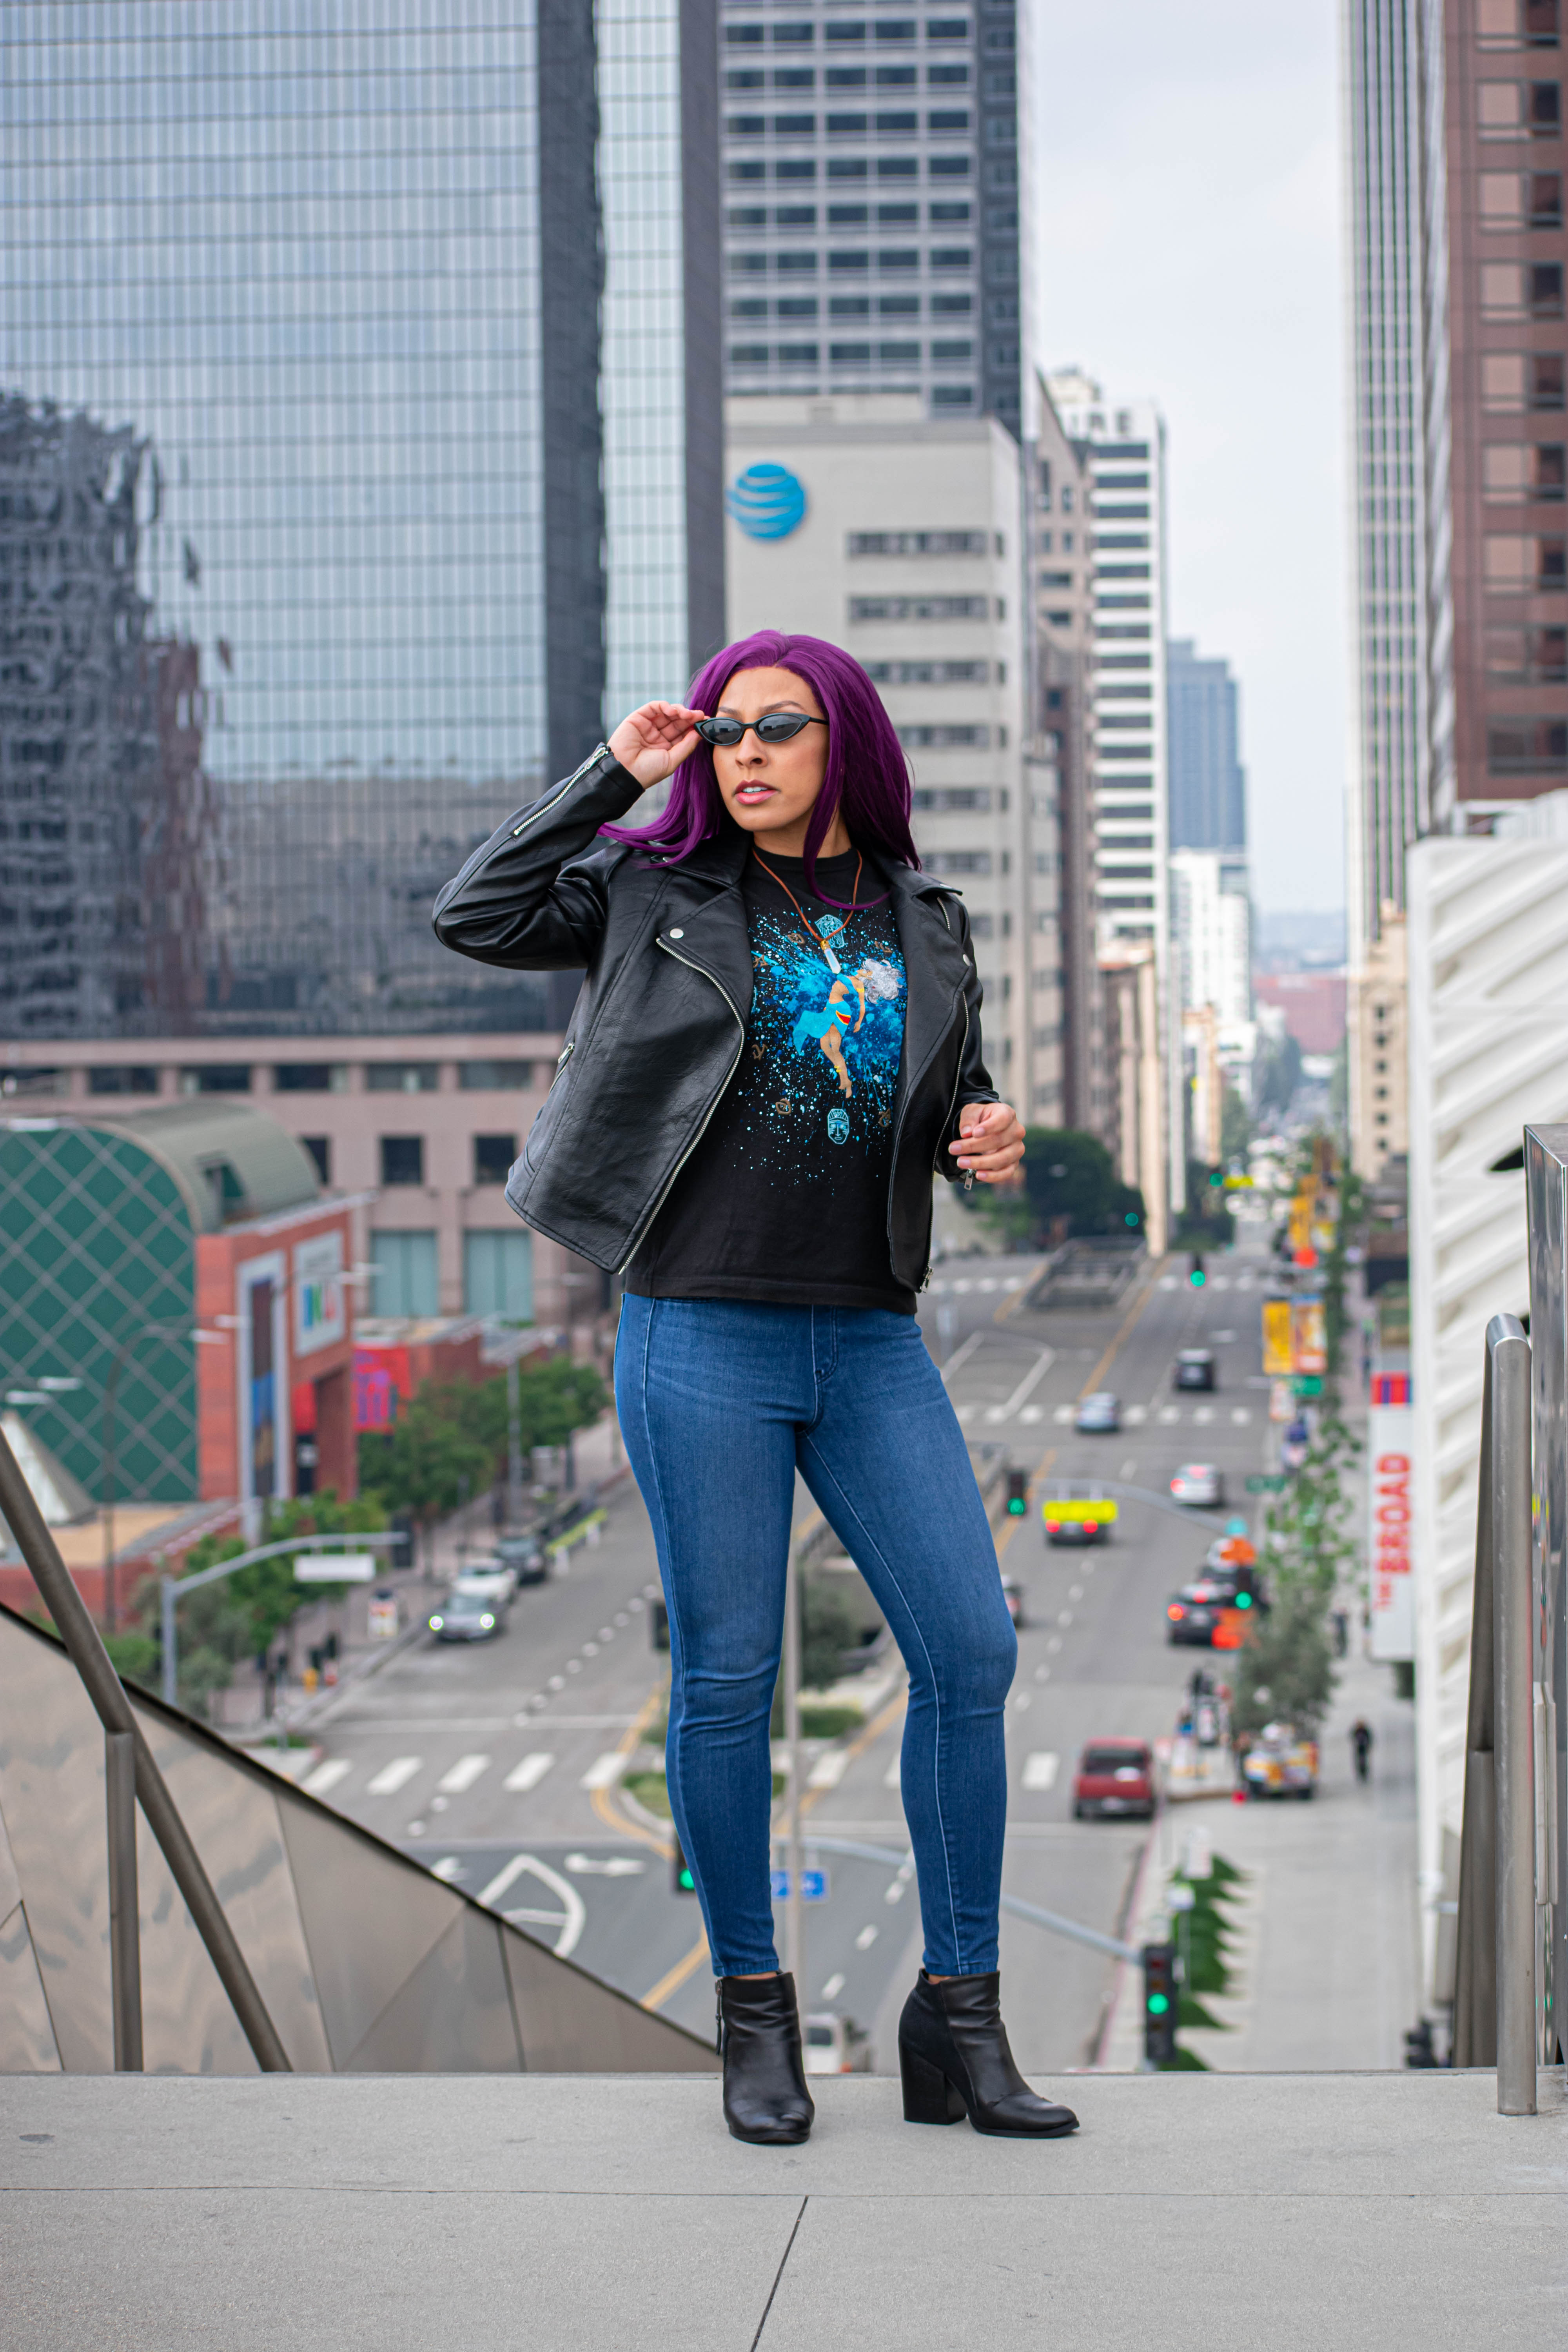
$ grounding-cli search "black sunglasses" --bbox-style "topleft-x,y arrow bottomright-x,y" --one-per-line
695,713 -> 828,747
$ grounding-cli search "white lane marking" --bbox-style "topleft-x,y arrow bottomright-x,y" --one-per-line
1118,1457 -> 1137,1479
1160,1275 -> 1178,1290
1158,1405 -> 1181,1424
884,1753 -> 902,1788
955,1403 -> 978,1424
1057,1609 -> 1073,1627
952,1280 -> 974,1294
1046,1635 -> 1063,1654
884,1858 -> 915,1906
940,1329 -> 987,1384
1231,1408 -> 1252,1425
564,1853 -> 645,1876
808,1749 -> 851,1790
1003,1275 -> 1025,1290
977,1279 -> 998,1293
438,1753 -> 491,1795
1124,1405 -> 1147,1425
1053,1404 -> 1075,1424
821,1971 -> 846,1999
1022,1752 -> 1060,1791
991,1345 -> 1056,1422
366,1756 -> 422,1797
1193,1406 -> 1214,1426
504,1753 -> 555,1793
476,1852 -> 586,1959
581,1752 -> 628,1790
1018,1404 -> 1044,1424
302,1758 -> 352,1798
855,1924 -> 879,1950
431,1856 -> 462,1881
1068,1584 -> 1085,1601
1210,1275 -> 1230,1289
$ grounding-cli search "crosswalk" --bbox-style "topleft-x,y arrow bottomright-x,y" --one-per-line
1021,1751 -> 1060,1791
927,1273 -> 1029,1297
307,1748 -> 632,1806
1037,1402 -> 1252,1428
1157,1273 -> 1255,1292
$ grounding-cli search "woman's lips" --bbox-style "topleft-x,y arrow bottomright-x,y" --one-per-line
735,785 -> 775,802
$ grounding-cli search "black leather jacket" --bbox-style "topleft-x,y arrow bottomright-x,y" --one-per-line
432,746 -> 998,1289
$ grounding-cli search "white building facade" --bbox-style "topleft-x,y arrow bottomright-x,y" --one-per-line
723,394 -> 1046,1092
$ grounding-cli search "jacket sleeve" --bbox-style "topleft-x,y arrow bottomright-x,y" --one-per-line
431,745 -> 649,971
938,895 -> 1002,1185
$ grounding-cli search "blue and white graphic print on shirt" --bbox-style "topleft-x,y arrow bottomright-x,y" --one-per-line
744,908 -> 906,1159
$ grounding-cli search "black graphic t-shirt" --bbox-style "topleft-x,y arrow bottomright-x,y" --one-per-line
624,847 -> 914,1314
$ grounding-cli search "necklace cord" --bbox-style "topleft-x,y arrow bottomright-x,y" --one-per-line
752,848 -> 864,951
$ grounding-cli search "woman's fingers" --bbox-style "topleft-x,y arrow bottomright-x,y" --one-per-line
950,1100 -> 1024,1183
607,701 -> 707,783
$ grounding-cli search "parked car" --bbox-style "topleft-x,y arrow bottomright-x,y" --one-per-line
1165,1579 -> 1230,1646
1174,1348 -> 1216,1392
1074,1392 -> 1122,1434
1072,1738 -> 1156,1821
452,1558 -> 517,1604
427,1587 -> 508,1643
1001,1575 -> 1026,1629
1241,1722 -> 1318,1800
1170,1463 -> 1225,1508
494,1529 -> 549,1586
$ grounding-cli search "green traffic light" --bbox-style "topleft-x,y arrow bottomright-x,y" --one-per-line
678,1866 -> 695,1891
1007,1498 -> 1026,1515
1236,1592 -> 1252,1608
1190,1270 -> 1206,1287
1147,1992 -> 1170,2016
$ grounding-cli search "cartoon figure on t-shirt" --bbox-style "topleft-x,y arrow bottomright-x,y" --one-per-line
789,957 -> 903,1099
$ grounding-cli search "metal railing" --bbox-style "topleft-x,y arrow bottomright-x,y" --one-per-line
1453,1317 -> 1537,2112
0,1425 -> 292,2074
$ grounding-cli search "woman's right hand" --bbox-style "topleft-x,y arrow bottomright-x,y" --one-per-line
608,701 -> 706,789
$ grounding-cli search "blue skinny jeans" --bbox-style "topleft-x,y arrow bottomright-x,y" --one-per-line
615,1296 -> 1017,1978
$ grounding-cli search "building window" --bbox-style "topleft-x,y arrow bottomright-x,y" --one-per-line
380,1136 -> 425,1186
931,245 -> 973,270
274,1063 -> 348,1093
912,786 -> 993,810
1478,2 -> 1562,48
1486,621 -> 1568,679
924,850 -> 992,874
829,202 -> 869,225
473,1134 -> 516,1186
88,1066 -> 158,1094
848,592 -> 987,620
366,1062 -> 439,1093
459,1060 -> 534,1090
829,249 -> 870,274
1482,441 -> 1566,499
848,529 -> 987,555
301,1136 -> 331,1185
464,1230 -> 534,1321
928,107 -> 970,130
932,385 -> 975,407
1484,532 -> 1567,588
831,339 -> 873,363
180,1065 -> 251,1094
1483,351 -> 1567,408
1487,717 -> 1568,773
1,1068 -> 66,1098
372,1232 -> 439,1320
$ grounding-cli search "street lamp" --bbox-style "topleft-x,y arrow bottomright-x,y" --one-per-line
102,1326 -> 225,1634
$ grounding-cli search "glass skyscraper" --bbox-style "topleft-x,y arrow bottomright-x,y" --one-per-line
0,0 -> 722,1041
1166,639 -> 1248,853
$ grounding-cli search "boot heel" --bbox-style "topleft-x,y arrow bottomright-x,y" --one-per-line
900,2041 -> 966,2125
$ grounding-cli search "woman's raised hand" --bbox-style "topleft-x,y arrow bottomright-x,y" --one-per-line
608,701 -> 707,789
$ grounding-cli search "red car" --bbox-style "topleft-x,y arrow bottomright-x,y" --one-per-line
1072,1738 -> 1156,1821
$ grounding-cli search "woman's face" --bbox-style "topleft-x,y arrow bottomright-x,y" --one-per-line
708,666 -> 829,841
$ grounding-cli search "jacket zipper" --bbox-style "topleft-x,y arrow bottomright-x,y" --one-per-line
507,744 -> 611,842
887,977 -> 968,1291
615,937 -> 747,1274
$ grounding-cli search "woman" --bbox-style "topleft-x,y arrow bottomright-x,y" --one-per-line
434,630 -> 1078,2147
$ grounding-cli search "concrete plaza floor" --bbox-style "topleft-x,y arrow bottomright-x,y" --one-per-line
4,2066 -> 1565,2349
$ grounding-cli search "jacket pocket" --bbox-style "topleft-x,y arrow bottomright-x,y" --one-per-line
518,1042 -> 576,1180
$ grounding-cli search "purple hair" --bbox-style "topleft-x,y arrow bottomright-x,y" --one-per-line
601,629 -> 920,906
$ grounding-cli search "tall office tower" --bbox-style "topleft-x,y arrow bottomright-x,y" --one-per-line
724,394 -> 1039,1088
1028,375 -> 1105,1137
1166,641 -> 1249,852
0,0 -> 723,1327
720,2 -> 1030,437
1045,370 -> 1178,1218
1343,0 -> 1428,959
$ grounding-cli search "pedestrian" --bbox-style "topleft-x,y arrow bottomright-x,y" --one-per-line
1350,1718 -> 1374,1782
434,630 -> 1075,2148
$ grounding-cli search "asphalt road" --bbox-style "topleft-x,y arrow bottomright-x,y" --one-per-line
299,1231 -> 1278,2065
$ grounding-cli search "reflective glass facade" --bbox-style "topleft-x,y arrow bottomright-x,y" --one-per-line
0,0 -> 722,1040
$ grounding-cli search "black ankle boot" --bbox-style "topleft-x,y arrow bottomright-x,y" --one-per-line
717,1973 -> 815,2146
898,1971 -> 1078,2138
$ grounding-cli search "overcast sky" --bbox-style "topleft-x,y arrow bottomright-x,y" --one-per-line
1031,0 -> 1347,916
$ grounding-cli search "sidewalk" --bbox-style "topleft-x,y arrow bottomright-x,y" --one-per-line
1102,1641 -> 1420,2070
5,2067 -> 1564,2349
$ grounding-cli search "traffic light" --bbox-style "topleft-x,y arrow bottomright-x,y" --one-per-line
671,1837 -> 697,1896
1189,1252 -> 1206,1288
1142,1941 -> 1178,2067
1005,1467 -> 1029,1517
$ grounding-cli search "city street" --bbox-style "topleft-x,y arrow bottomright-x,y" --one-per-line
299,1232 -> 1278,2065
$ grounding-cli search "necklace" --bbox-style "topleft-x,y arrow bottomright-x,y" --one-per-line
752,848 -> 863,973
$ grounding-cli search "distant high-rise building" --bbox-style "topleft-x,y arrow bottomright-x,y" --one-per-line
1045,368 -> 1178,1220
1166,640 -> 1247,852
720,1 -> 1030,438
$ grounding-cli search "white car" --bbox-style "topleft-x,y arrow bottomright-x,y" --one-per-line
803,2013 -> 871,2075
1170,1463 -> 1224,1508
451,1559 -> 516,1603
